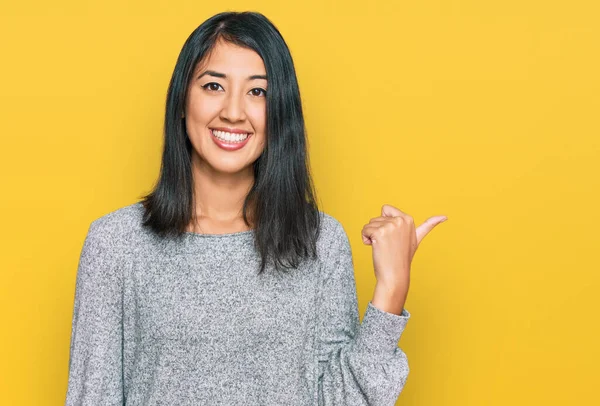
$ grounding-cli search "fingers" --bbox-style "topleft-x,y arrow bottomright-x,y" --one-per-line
368,205 -> 448,246
381,205 -> 414,228
362,224 -> 379,245
415,215 -> 448,244
381,204 -> 407,217
369,216 -> 387,224
362,220 -> 404,245
362,222 -> 395,245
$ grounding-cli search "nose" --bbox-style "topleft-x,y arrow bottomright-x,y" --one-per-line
220,91 -> 246,123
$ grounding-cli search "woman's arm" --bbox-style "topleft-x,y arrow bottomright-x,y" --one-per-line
65,220 -> 124,405
316,218 -> 411,406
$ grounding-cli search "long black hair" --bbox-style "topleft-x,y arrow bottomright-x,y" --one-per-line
139,11 -> 321,274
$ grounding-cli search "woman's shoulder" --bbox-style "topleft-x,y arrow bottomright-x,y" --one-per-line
316,210 -> 351,252
317,211 -> 346,236
84,201 -> 148,251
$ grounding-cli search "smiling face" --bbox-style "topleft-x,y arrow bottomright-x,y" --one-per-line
184,39 -> 268,175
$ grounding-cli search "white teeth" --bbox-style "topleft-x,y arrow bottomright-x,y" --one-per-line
212,129 -> 250,143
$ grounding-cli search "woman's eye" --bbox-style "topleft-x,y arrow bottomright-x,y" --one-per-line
202,82 -> 223,92
249,88 -> 267,97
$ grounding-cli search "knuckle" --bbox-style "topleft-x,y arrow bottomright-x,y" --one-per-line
384,222 -> 396,232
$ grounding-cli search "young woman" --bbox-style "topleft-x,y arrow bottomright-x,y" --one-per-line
65,11 -> 446,406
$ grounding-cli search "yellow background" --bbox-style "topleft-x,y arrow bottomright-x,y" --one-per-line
1,1 -> 598,405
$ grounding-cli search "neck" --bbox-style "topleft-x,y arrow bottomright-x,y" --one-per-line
189,154 -> 255,232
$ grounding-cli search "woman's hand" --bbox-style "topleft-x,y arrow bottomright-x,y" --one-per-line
361,204 -> 447,315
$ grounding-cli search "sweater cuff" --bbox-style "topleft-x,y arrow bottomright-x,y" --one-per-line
353,301 -> 411,354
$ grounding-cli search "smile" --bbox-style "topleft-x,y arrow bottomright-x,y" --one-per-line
210,128 -> 253,151
211,129 -> 250,143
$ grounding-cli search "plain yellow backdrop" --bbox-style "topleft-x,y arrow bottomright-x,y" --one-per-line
1,0 -> 599,405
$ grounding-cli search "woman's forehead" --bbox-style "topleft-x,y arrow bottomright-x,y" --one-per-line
195,40 -> 266,78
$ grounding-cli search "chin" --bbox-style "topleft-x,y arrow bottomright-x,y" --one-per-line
210,161 -> 254,174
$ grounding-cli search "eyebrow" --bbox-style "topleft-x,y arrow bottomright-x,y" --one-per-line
197,70 -> 267,81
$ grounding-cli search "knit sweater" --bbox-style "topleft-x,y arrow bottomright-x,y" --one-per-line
65,202 -> 411,405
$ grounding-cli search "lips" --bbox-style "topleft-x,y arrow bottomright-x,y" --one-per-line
210,128 -> 253,151
211,127 -> 252,135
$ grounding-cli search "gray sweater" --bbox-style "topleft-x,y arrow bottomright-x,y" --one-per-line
65,202 -> 411,405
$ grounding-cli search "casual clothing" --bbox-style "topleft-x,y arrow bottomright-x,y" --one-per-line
65,202 -> 411,405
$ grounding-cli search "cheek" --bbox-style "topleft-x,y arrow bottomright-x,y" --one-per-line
247,102 -> 267,133
188,93 -> 220,125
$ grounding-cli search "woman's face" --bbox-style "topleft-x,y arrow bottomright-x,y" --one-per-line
185,39 -> 268,175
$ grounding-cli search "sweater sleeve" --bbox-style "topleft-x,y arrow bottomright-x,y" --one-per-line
317,219 -> 411,406
65,220 -> 124,406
